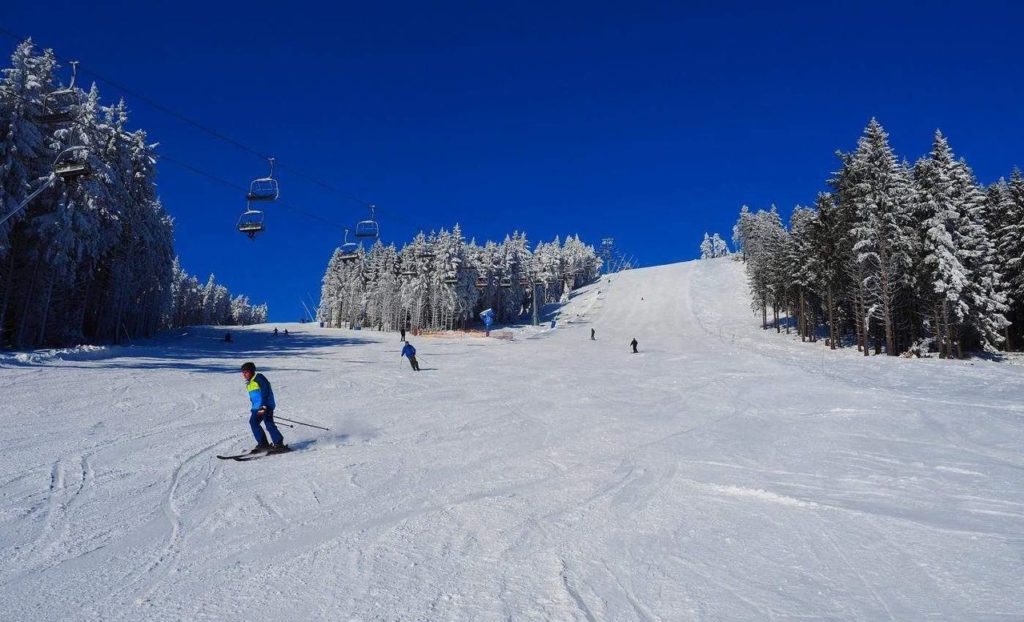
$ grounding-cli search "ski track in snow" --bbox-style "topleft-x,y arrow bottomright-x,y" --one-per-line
2,257 -> 1024,620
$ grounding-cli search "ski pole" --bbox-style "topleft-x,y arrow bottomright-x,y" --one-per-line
274,415 -> 330,431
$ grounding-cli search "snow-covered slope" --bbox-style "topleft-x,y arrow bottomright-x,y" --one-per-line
2,258 -> 1022,620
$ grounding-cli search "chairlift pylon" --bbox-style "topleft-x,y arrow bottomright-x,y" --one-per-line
354,204 -> 379,240
237,208 -> 265,239
246,157 -> 279,202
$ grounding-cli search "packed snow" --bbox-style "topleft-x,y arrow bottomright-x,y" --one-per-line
2,257 -> 1022,620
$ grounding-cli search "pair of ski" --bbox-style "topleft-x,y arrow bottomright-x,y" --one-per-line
217,446 -> 292,461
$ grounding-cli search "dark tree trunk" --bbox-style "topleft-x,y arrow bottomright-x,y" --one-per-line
827,288 -> 837,350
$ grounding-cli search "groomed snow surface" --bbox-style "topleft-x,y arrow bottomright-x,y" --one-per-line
2,258 -> 1023,621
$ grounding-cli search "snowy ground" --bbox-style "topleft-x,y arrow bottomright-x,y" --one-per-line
2,257 -> 1023,621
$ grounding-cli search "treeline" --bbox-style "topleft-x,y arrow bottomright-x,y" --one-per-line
0,41 -> 264,348
319,226 -> 602,332
168,259 -> 268,328
734,119 -> 1023,358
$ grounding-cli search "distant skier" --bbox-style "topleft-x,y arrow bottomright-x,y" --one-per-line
591,328 -> 595,340
283,329 -> 289,336
240,362 -> 288,454
401,341 -> 420,371
224,331 -> 232,343
273,327 -> 279,336
630,338 -> 638,353
400,327 -> 406,341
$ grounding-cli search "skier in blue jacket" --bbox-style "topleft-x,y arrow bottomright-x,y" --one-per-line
240,362 -> 288,453
401,342 -> 420,371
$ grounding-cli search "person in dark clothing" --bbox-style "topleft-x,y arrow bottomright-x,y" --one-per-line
240,362 -> 288,453
224,332 -> 232,343
400,327 -> 406,341
630,338 -> 638,353
591,328 -> 595,340
401,342 -> 420,371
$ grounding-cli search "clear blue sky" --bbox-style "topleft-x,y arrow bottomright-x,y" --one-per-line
6,1 -> 1023,321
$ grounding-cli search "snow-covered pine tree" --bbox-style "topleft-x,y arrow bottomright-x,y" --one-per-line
808,192 -> 851,349
996,169 -> 1024,349
699,233 -> 713,259
735,207 -> 787,329
787,206 -> 818,340
949,151 -> 1008,352
913,131 -> 1007,357
984,179 -> 1015,349
364,242 -> 402,330
0,43 -> 52,345
829,151 -> 873,355
732,205 -> 751,261
710,233 -> 729,258
231,295 -> 252,325
446,224 -> 478,328
763,207 -> 792,332
847,119 -> 917,356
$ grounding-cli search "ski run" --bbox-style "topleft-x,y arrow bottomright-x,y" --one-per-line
2,257 -> 1022,620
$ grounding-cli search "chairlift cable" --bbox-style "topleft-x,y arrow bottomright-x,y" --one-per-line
0,25 -> 536,245
158,153 -> 347,230
0,25 -> 379,212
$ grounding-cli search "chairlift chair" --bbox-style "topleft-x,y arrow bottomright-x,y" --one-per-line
53,146 -> 91,180
54,161 -> 90,180
36,61 -> 80,125
246,158 -> 279,202
354,204 -> 379,240
237,209 -> 265,239
339,228 -> 359,260
499,277 -> 512,288
475,276 -> 488,289
443,275 -> 457,285
37,102 -> 76,125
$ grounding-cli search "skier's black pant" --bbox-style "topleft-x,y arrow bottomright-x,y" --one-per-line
408,355 -> 420,371
632,345 -> 638,353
